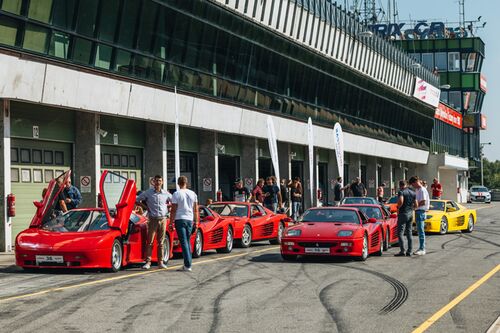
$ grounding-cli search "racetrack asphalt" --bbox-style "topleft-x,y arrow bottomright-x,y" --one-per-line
0,202 -> 498,333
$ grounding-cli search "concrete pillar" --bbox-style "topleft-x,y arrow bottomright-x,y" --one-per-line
0,99 -> 12,252
198,130 -> 216,205
394,160 -> 405,186
327,149 -> 339,202
381,159 -> 394,197
144,122 -> 167,191
241,137 -> 258,190
74,112 -> 100,208
439,169 -> 458,201
348,153 -> 361,185
278,141 -> 290,183
366,156 -> 377,197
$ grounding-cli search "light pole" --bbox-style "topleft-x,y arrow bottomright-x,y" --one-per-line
480,142 -> 491,186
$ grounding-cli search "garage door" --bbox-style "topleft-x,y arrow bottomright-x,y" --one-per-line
10,139 -> 72,244
101,145 -> 142,190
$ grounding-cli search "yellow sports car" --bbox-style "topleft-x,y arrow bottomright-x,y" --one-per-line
424,200 -> 477,234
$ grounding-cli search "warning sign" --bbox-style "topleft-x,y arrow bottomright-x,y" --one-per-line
244,177 -> 253,188
203,178 -> 212,192
80,176 -> 91,193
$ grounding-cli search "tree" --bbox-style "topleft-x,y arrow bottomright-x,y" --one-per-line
469,159 -> 500,189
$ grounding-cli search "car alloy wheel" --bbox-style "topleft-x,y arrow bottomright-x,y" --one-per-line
383,229 -> 389,251
218,227 -> 234,254
240,224 -> 252,248
111,239 -> 122,272
270,223 -> 284,245
162,237 -> 170,265
440,217 -> 448,235
193,230 -> 203,258
358,234 -> 368,261
465,215 -> 474,233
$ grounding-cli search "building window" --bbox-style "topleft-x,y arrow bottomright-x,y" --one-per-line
113,154 -> 120,166
20,149 -> 31,163
49,31 -> 70,59
448,91 -> 462,110
435,52 -> 447,71
44,150 -> 54,164
28,0 -> 53,24
23,24 -> 49,53
32,149 -> 42,164
1,0 -> 22,14
75,0 -> 99,37
55,151 -> 64,165
0,14 -> 19,47
448,52 -> 460,71
11,148 -> 19,163
94,44 -> 112,69
121,155 -> 128,167
129,155 -> 136,168
98,0 -> 119,42
103,154 -> 111,166
72,37 -> 92,65
44,169 -> 54,182
51,0 -> 76,30
421,53 -> 433,70
11,168 -> 20,182
461,53 -> 476,72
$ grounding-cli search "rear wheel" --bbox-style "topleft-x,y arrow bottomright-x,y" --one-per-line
238,224 -> 252,248
217,227 -> 234,253
270,223 -> 285,245
383,228 -> 390,251
464,215 -> 474,233
281,254 -> 297,261
439,217 -> 448,235
374,232 -> 383,256
357,234 -> 369,261
110,239 -> 122,272
192,230 -> 203,258
162,236 -> 171,265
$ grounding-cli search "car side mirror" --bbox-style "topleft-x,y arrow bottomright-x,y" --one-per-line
203,216 -> 215,222
33,201 -> 43,208
282,217 -> 293,223
367,218 -> 377,223
390,214 -> 397,219
252,211 -> 263,217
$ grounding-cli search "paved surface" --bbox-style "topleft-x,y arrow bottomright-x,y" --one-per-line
0,203 -> 499,333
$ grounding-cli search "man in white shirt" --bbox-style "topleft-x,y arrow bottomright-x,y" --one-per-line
170,176 -> 199,271
410,176 -> 430,256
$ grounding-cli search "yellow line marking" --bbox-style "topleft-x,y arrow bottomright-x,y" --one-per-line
412,264 -> 500,333
0,246 -> 279,304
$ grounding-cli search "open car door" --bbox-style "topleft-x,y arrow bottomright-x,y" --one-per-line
100,170 -> 136,235
30,170 -> 71,228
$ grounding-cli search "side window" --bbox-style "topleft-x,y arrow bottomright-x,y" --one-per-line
256,205 -> 267,215
251,205 -> 260,217
359,211 -> 367,224
199,207 -> 207,220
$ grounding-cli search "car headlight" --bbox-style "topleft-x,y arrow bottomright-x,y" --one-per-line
286,229 -> 302,236
338,230 -> 353,237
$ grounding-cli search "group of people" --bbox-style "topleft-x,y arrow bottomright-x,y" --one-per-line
231,176 -> 304,220
332,176 -> 368,205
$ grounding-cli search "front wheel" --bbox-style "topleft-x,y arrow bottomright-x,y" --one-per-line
464,215 -> 474,233
238,224 -> 252,248
374,232 -> 383,256
383,228 -> 390,251
270,223 -> 285,245
440,217 -> 448,235
110,239 -> 123,272
217,227 -> 234,253
162,236 -> 171,265
192,230 -> 203,258
357,234 -> 369,261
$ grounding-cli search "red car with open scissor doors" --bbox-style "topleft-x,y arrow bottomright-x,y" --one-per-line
208,202 -> 291,247
173,205 -> 235,257
341,204 -> 399,251
15,170 -> 173,272
280,207 -> 384,261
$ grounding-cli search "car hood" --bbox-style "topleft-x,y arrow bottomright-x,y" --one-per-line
470,191 -> 490,195
287,222 -> 362,238
16,229 -> 112,251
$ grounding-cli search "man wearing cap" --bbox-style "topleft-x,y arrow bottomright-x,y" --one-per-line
232,178 -> 250,202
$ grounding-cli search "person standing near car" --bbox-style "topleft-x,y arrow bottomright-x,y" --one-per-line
376,183 -> 386,203
170,176 -> 199,272
251,178 -> 265,203
394,180 -> 417,257
290,177 -> 303,219
410,176 -> 429,256
232,178 -> 250,202
56,179 -> 82,212
262,176 -> 282,213
351,177 -> 367,197
333,177 -> 347,206
431,178 -> 443,199
136,175 -> 172,270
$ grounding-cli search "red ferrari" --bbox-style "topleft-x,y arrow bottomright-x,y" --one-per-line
208,202 -> 291,247
173,205 -> 235,257
341,204 -> 399,250
15,170 -> 173,272
280,207 -> 384,261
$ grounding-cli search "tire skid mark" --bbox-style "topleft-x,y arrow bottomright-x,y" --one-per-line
208,278 -> 264,333
318,280 -> 349,333
333,265 -> 409,314
441,234 -> 464,249
484,251 -> 500,259
463,234 -> 500,248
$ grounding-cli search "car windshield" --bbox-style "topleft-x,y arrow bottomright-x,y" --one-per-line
300,209 -> 360,224
352,206 -> 383,219
209,204 -> 248,217
342,197 -> 377,204
42,210 -> 109,232
429,201 -> 445,211
471,187 -> 488,192
387,196 -> 398,204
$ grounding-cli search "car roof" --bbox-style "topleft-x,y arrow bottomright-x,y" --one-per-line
308,207 -> 359,212
342,204 -> 381,208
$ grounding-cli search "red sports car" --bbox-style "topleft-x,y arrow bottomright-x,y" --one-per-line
341,204 -> 399,250
280,207 -> 384,261
208,202 -> 291,247
15,170 -> 173,272
173,205 -> 235,257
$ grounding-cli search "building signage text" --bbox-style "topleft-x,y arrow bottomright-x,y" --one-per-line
369,21 -> 468,40
413,77 -> 440,108
435,103 -> 462,129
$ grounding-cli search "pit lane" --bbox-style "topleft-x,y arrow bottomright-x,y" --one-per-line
0,203 -> 498,333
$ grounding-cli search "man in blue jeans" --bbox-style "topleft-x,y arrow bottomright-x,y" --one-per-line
170,176 -> 199,271
410,176 -> 430,256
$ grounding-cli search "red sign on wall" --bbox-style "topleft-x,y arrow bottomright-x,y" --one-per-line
435,103 -> 462,129
480,115 -> 487,130
480,75 -> 487,93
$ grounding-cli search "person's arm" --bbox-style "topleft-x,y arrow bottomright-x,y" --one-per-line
170,204 -> 177,222
278,191 -> 283,208
72,188 -> 82,207
59,199 -> 68,212
193,201 -> 199,227
397,194 -> 404,209
363,185 -> 367,197
413,198 -> 419,210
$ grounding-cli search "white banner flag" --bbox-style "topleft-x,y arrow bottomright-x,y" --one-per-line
333,123 -> 344,186
174,86 -> 180,190
266,116 -> 280,184
307,118 -> 314,206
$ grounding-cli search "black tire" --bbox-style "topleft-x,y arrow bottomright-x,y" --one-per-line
281,253 -> 298,261
238,224 -> 252,248
374,231 -> 383,256
110,239 -> 122,273
22,267 -> 38,273
192,230 -> 203,258
464,215 -> 474,233
217,227 -> 234,253
357,234 -> 369,261
439,216 -> 448,235
270,222 -> 285,245
383,228 -> 389,251
162,236 -> 171,265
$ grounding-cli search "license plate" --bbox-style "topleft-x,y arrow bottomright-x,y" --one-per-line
477,196 -> 484,199
35,255 -> 63,264
305,247 -> 330,254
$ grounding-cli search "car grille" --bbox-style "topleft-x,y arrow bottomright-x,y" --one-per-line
297,242 -> 338,247
261,222 -> 274,237
210,228 -> 224,244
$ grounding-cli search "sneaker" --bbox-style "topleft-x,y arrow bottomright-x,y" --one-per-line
406,252 -> 412,257
158,262 -> 168,269
414,249 -> 426,256
142,262 -> 151,270
394,252 -> 406,257
183,266 -> 192,272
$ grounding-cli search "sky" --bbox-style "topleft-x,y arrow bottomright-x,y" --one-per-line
393,0 -> 499,161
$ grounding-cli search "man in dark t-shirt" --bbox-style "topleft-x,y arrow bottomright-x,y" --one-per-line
350,177 -> 367,197
232,179 -> 250,202
395,180 -> 417,257
262,177 -> 282,213
333,177 -> 347,206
